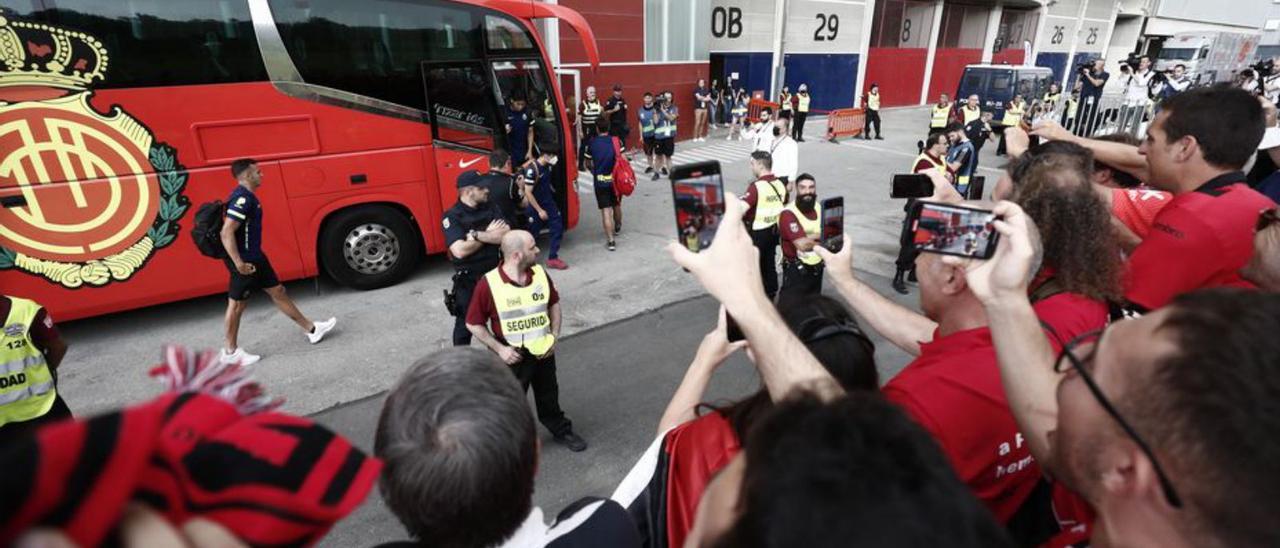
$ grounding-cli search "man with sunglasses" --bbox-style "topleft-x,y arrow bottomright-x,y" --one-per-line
1031,85 -> 1274,312
963,200 -> 1280,547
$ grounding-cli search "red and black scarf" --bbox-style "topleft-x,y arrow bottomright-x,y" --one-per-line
0,347 -> 381,547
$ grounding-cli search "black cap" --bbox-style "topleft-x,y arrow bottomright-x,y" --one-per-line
456,169 -> 483,189
613,84 -> 623,91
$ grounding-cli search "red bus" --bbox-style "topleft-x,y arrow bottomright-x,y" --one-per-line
0,0 -> 598,320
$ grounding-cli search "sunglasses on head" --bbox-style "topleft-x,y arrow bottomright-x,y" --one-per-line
1256,208 -> 1280,233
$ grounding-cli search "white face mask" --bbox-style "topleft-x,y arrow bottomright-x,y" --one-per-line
548,156 -> 559,166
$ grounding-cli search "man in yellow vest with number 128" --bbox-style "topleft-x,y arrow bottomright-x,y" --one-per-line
0,295 -> 71,445
466,231 -> 587,452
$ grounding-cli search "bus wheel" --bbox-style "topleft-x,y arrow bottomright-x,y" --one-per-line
320,206 -> 420,290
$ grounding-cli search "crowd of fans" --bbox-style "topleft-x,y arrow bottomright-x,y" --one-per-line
6,82 -> 1280,548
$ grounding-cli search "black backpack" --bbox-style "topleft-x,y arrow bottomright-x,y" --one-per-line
190,200 -> 227,259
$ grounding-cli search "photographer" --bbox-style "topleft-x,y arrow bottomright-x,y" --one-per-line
1077,59 -> 1110,136
1120,55 -> 1154,135
1159,64 -> 1192,100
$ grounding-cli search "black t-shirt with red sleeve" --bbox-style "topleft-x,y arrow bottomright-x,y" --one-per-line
1123,173 -> 1273,311
465,267 -> 560,346
778,207 -> 818,260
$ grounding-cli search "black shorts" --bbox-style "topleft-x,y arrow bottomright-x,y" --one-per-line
225,256 -> 280,300
594,181 -> 618,209
655,138 -> 674,157
643,136 -> 657,154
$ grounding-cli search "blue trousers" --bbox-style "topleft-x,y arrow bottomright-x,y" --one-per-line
527,200 -> 564,259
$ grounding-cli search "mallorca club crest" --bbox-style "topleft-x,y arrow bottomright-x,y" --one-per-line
0,15 -> 189,288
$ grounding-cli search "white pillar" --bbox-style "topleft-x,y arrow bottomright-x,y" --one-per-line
1060,0 -> 1091,91
1029,3 -> 1048,64
662,0 -> 670,61
541,0 -> 561,68
1099,1 -> 1120,60
919,0 -> 945,105
855,0 -> 878,107
981,2 -> 1003,64
769,0 -> 788,97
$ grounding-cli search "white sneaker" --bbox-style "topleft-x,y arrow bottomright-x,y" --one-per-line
221,347 -> 261,366
307,317 -> 337,344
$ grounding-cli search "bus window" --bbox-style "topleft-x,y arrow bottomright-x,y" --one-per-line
39,0 -> 266,89
485,14 -> 534,51
491,59 -> 561,155
270,0 -> 482,112
991,71 -> 1012,92
423,62 -> 498,150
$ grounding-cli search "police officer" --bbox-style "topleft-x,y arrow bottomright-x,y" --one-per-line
523,146 -> 568,270
743,150 -> 788,298
777,174 -> 825,298
577,86 -> 603,172
466,230 -> 587,452
443,171 -> 509,346
0,295 -> 71,445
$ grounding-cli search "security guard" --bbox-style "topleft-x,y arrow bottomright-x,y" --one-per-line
465,230 -> 587,452
997,93 -> 1026,156
522,146 -> 568,270
443,170 -> 509,346
778,174 -> 825,297
778,85 -> 794,119
792,83 -> 811,142
577,86 -> 603,172
743,150 -> 788,298
0,295 -> 71,445
930,93 -> 953,130
960,94 -> 983,125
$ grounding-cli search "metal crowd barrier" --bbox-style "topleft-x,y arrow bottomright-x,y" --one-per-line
825,108 -> 865,142
746,98 -> 780,124
1036,93 -> 1151,140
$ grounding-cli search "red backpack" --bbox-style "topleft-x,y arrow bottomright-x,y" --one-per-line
611,136 -> 636,197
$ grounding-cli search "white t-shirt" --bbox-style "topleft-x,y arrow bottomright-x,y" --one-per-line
770,135 -> 799,181
1124,69 -> 1154,105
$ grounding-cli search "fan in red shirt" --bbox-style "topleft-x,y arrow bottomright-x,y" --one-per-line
1033,86 -> 1273,312
633,296 -> 879,548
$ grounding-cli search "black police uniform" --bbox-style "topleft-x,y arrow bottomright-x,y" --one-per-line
442,199 -> 503,346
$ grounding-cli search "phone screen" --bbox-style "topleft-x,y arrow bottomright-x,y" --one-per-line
891,174 -> 935,199
670,162 -> 725,252
820,197 -> 844,253
910,202 -> 1000,259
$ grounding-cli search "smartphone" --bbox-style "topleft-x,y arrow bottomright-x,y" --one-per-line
819,197 -> 844,253
891,174 -> 935,199
725,315 -> 745,343
964,176 -> 986,200
669,161 -> 726,252
909,202 -> 1000,260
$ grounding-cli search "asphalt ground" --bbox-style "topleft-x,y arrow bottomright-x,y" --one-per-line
49,106 -> 1010,544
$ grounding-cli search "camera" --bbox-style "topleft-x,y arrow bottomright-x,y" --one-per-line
1253,58 -> 1275,79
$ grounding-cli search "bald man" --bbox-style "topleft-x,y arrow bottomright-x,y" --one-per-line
466,230 -> 587,451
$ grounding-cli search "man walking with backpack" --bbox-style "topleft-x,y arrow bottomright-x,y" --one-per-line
218,159 -> 336,365
587,118 -> 623,251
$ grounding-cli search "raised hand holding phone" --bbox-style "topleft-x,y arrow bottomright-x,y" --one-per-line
909,202 -> 1001,260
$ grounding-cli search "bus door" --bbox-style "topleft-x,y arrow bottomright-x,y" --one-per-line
490,59 -> 568,216
421,60 -> 502,210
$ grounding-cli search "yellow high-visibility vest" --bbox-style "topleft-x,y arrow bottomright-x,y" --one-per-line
784,204 -> 822,265
780,92 -> 793,111
868,93 -> 881,110
961,106 -> 981,124
914,152 -> 947,177
750,178 -> 787,231
1002,101 -> 1025,126
1066,96 -> 1079,119
930,103 -> 951,128
0,297 -> 56,427
485,265 -> 555,357
797,94 -> 811,113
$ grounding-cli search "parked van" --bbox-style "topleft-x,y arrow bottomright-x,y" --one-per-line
955,65 -> 1054,126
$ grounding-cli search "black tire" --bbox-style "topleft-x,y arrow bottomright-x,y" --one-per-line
319,205 -> 420,290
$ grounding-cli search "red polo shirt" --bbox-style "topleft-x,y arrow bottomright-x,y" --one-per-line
883,327 -> 1039,524
778,207 -> 818,260
1124,173 -> 1272,311
465,266 -> 559,345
